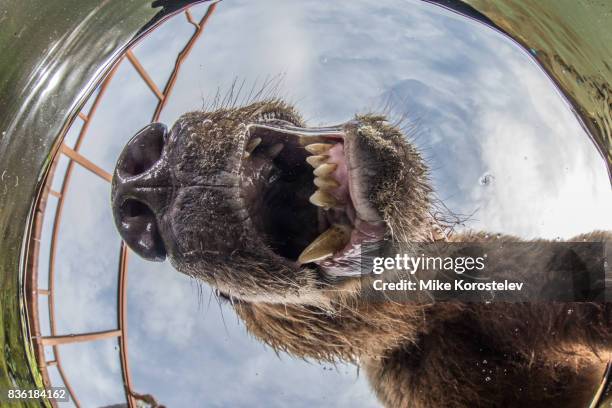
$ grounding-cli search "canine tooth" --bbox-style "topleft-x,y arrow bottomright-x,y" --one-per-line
298,224 -> 351,264
305,143 -> 333,155
306,155 -> 329,168
309,189 -> 339,208
267,143 -> 284,158
314,177 -> 340,190
313,163 -> 337,177
246,137 -> 262,153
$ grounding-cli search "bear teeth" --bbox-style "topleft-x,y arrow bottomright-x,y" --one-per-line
244,137 -> 261,158
297,224 -> 351,264
306,144 -> 344,211
266,143 -> 284,158
314,177 -> 339,190
313,163 -> 337,177
305,143 -> 333,155
306,155 -> 329,168
309,190 -> 339,209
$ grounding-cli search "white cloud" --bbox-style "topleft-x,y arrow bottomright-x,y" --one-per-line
42,0 -> 611,406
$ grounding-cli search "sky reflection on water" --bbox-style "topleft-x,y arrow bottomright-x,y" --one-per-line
37,0 -> 611,406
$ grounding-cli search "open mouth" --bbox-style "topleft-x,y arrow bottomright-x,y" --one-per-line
239,118 -> 386,276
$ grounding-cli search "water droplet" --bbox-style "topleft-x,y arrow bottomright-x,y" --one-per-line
567,309 -> 573,315
479,173 -> 494,186
485,376 -> 491,382
482,360 -> 487,364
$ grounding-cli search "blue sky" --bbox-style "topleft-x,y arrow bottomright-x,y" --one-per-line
35,0 -> 611,406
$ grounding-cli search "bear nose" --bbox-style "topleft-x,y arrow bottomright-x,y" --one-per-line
111,123 -> 171,261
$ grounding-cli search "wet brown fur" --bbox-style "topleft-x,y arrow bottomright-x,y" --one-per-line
157,100 -> 610,407
233,235 -> 610,408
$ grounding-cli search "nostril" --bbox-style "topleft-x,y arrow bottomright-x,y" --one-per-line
122,198 -> 151,217
119,123 -> 167,177
118,198 -> 167,261
112,123 -> 171,262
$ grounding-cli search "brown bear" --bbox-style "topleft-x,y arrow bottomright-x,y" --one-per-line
110,100 -> 611,407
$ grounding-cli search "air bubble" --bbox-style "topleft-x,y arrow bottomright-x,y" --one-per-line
479,173 -> 494,186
